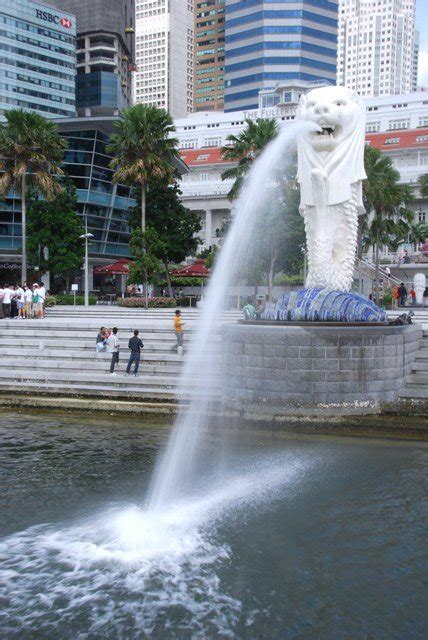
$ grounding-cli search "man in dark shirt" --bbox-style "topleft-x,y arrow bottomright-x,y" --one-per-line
398,282 -> 408,307
125,329 -> 144,377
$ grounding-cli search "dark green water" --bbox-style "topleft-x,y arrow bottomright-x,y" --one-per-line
0,410 -> 426,639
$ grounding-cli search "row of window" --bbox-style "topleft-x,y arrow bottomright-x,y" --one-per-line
0,68 -> 74,93
227,0 -> 338,13
226,71 -> 334,90
226,25 -> 337,45
0,27 -> 74,57
0,95 -> 73,116
226,10 -> 337,30
225,56 -> 336,74
226,40 -> 336,59
0,55 -> 74,82
0,42 -> 75,70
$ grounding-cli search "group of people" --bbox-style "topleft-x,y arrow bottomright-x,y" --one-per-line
0,283 -> 46,319
95,310 -> 185,376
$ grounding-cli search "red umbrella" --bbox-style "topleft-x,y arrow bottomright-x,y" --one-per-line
171,259 -> 210,278
93,258 -> 133,275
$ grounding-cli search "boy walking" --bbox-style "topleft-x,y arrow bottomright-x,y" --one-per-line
125,330 -> 144,376
107,327 -> 120,374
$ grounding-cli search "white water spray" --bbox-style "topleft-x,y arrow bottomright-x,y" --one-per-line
150,122 -> 315,508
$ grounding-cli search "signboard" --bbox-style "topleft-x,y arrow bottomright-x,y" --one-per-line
35,9 -> 72,28
71,284 -> 78,292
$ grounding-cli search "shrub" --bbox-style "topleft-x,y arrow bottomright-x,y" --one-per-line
54,294 -> 97,305
273,274 -> 304,286
45,295 -> 56,307
117,297 -> 176,308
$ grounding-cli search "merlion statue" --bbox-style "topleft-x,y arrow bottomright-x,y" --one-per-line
297,86 -> 367,291
413,273 -> 426,305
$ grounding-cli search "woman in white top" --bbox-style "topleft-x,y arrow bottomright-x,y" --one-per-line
1,284 -> 13,319
15,286 -> 25,318
24,286 -> 33,318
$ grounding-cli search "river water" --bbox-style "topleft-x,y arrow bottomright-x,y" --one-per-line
0,410 -> 426,639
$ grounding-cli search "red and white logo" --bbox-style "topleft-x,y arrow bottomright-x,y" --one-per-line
60,17 -> 72,28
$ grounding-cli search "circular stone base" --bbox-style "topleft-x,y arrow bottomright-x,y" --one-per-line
221,322 -> 422,414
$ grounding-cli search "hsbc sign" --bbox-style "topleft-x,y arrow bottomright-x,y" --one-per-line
35,9 -> 73,28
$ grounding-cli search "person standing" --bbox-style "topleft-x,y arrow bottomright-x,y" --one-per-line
37,282 -> 46,318
242,296 -> 256,320
15,284 -> 25,318
125,329 -> 144,377
397,282 -> 408,307
173,309 -> 184,352
409,286 -> 417,306
107,327 -> 120,374
1,284 -> 13,319
392,285 -> 399,310
24,285 -> 33,318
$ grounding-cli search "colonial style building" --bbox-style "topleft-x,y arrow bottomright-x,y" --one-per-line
175,90 -> 428,250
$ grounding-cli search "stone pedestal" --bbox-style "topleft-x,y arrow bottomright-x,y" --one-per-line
221,323 -> 422,415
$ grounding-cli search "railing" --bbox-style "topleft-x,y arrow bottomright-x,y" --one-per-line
358,257 -> 401,288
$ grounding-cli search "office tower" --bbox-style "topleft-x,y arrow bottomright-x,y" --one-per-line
194,0 -> 226,111
224,0 -> 338,112
337,0 -> 418,97
0,0 -> 76,117
50,0 -> 135,115
134,0 -> 194,118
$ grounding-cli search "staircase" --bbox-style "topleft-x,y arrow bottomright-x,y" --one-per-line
358,257 -> 401,289
399,328 -> 428,402
0,317 -> 221,403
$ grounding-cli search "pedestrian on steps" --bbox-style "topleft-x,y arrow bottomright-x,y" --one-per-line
173,309 -> 184,352
107,327 -> 120,374
125,329 -> 144,377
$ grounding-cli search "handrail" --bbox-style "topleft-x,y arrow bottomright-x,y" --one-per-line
358,257 -> 401,288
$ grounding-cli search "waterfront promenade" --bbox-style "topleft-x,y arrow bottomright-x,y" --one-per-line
0,306 -> 427,417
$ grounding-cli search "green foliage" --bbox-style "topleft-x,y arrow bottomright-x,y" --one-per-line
418,173 -> 428,199
128,227 -> 163,286
0,109 -> 67,197
27,181 -> 84,278
118,296 -> 176,308
221,118 -> 279,200
363,145 -> 415,304
158,276 -> 204,287
53,294 -> 97,305
107,104 -> 180,231
273,274 -> 304,286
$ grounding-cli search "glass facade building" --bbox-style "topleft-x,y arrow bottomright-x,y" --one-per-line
0,118 -> 136,275
224,0 -> 339,112
0,0 -> 76,117
50,0 -> 135,116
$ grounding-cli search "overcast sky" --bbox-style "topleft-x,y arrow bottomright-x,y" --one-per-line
417,1 -> 428,87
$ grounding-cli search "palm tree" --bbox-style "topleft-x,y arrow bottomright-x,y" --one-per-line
0,109 -> 67,285
221,118 -> 279,200
409,220 -> 427,252
363,145 -> 414,304
107,104 -> 179,232
418,173 -> 428,198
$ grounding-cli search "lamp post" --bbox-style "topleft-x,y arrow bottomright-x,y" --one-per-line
79,229 -> 94,307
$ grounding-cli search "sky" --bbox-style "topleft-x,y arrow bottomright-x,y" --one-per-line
417,0 -> 428,86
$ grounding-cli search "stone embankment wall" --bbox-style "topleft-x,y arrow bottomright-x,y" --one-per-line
221,323 -> 422,414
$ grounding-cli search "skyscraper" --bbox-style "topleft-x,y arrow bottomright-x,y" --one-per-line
194,0 -> 226,111
134,0 -> 194,118
337,0 -> 418,97
50,0 -> 135,116
0,0 -> 76,118
224,0 -> 338,112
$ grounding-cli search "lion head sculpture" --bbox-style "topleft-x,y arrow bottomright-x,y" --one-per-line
297,86 -> 367,211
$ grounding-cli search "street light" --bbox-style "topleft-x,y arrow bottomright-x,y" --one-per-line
79,231 -> 94,307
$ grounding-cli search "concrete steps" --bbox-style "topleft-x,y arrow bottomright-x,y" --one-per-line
0,316 -> 221,402
399,331 -> 428,401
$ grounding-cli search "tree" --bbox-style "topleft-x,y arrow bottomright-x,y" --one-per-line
128,227 -> 163,308
107,104 -> 180,232
418,173 -> 428,198
27,181 -> 84,290
0,109 -> 67,284
130,178 -> 202,296
221,118 -> 279,200
363,145 -> 414,304
409,220 -> 428,252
